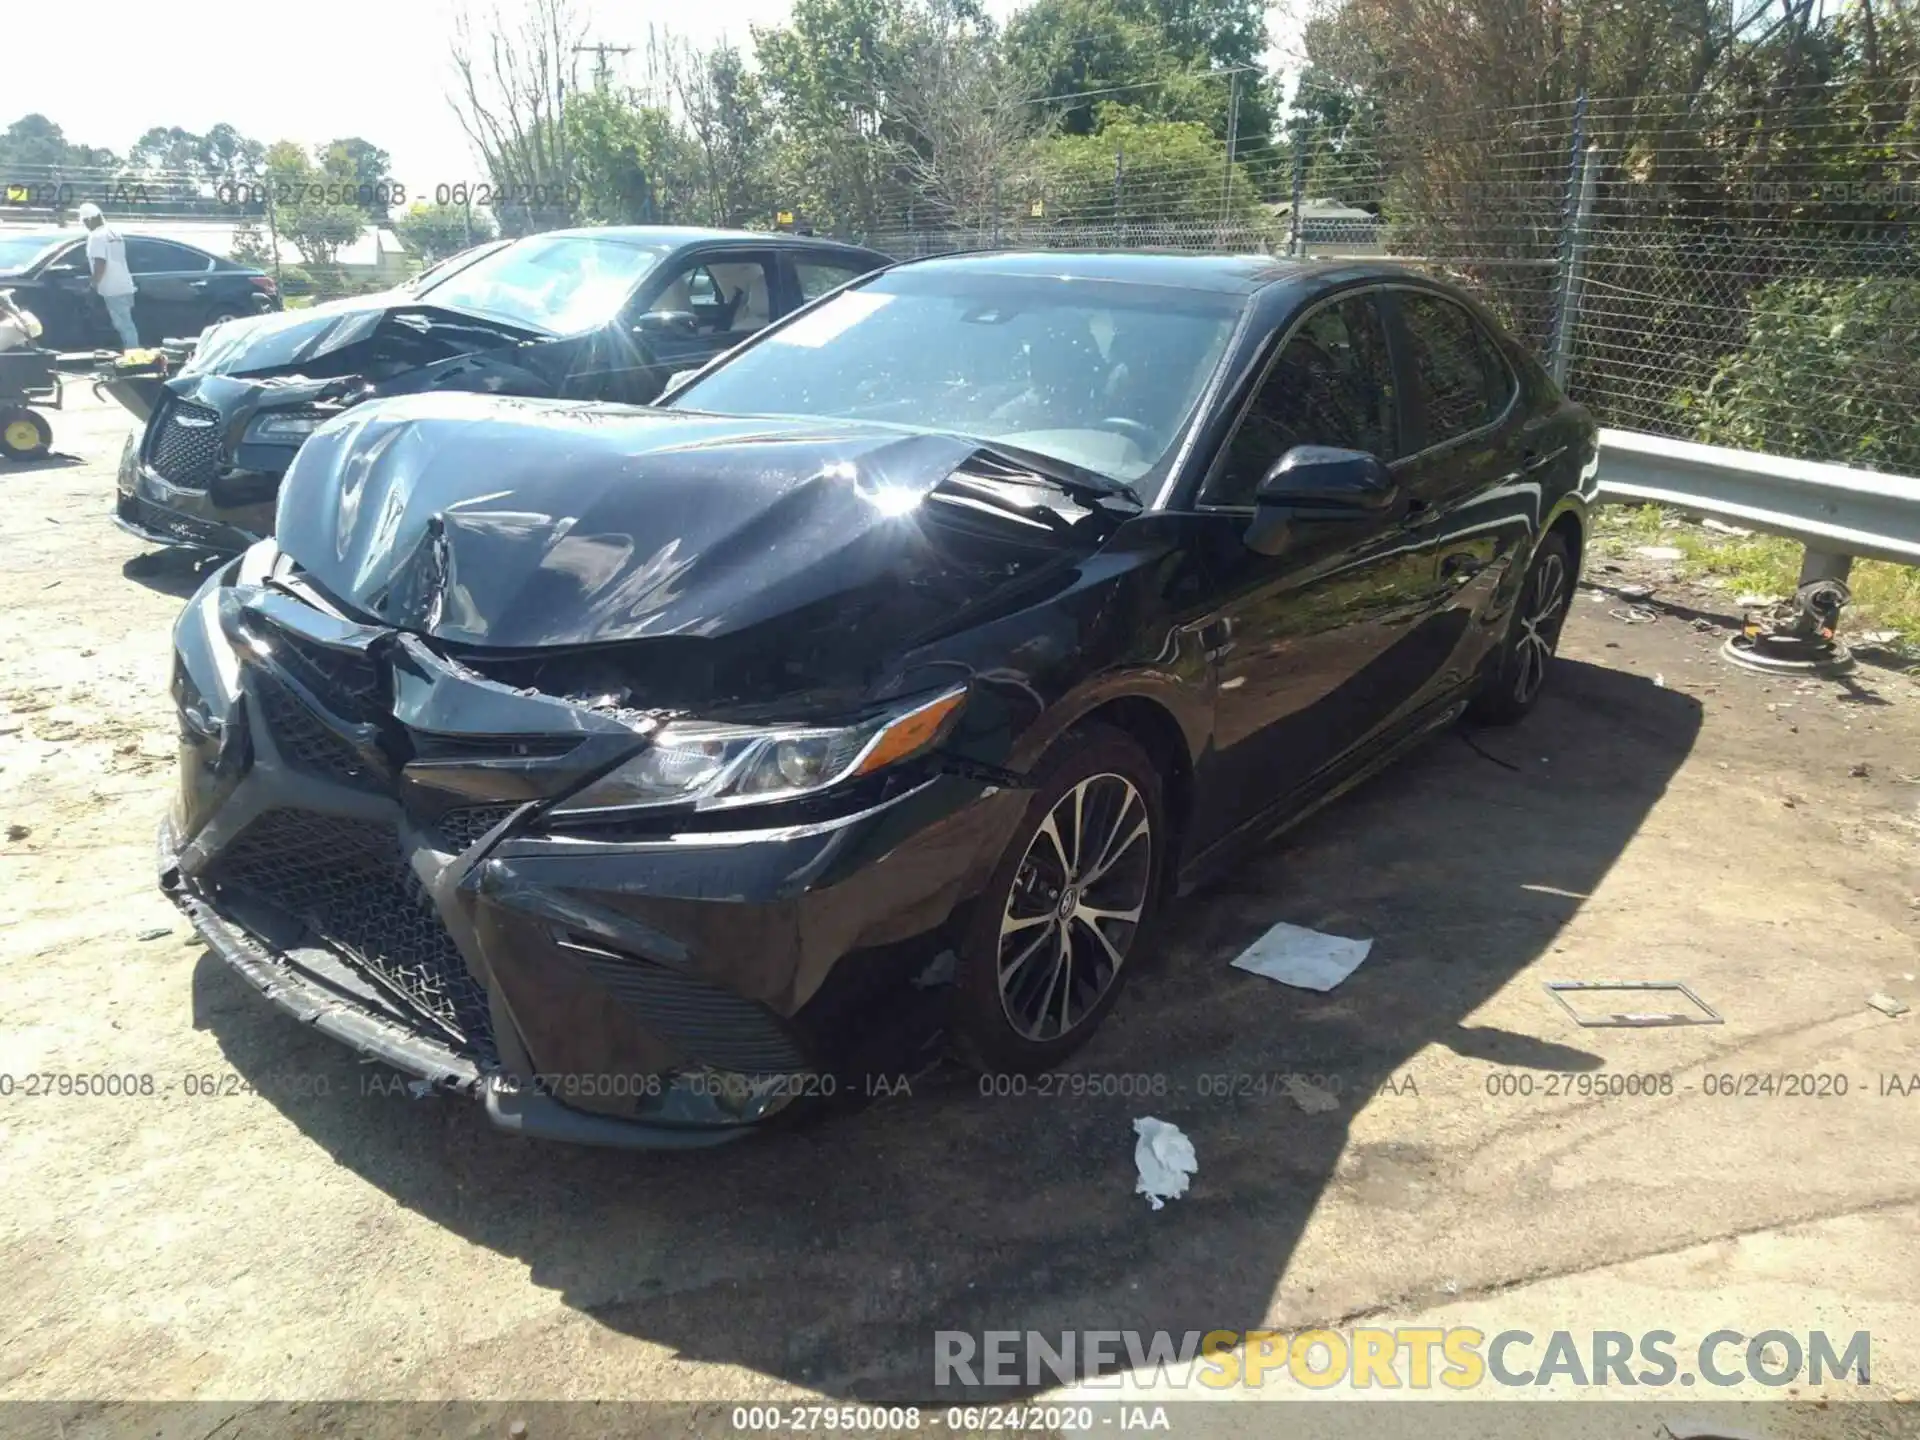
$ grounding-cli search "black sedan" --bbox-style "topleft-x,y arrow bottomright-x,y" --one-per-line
0,228 -> 279,350
160,253 -> 1596,1146
110,226 -> 889,555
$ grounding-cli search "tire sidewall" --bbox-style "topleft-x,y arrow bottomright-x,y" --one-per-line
951,725 -> 1166,1074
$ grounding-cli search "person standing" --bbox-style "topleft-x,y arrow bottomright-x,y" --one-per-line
78,202 -> 138,349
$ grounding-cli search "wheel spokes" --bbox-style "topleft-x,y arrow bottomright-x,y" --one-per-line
996,772 -> 1153,1042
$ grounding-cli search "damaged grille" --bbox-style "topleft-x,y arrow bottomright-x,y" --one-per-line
252,672 -> 388,788
209,809 -> 494,1054
434,803 -> 520,851
150,401 -> 224,489
251,617 -> 385,719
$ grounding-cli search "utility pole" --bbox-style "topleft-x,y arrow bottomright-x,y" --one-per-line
573,42 -> 634,90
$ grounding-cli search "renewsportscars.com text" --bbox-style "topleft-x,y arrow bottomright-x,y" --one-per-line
934,1327 -> 1872,1390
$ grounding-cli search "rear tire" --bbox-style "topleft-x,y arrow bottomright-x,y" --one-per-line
1,408 -> 52,461
1469,529 -> 1573,725
951,725 -> 1165,1074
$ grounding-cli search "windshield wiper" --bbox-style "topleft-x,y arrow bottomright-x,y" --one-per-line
966,439 -> 1143,509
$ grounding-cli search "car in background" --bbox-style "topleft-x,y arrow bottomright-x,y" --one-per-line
0,229 -> 280,350
161,253 -> 1597,1146
109,226 -> 891,556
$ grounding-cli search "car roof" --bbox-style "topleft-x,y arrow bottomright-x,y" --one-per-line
534,225 -> 883,253
881,250 -> 1315,294
878,251 -> 1460,300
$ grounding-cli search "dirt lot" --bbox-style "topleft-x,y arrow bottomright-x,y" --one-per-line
3,392 -> 1919,1435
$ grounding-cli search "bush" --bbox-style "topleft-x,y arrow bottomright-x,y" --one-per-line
1680,278 -> 1920,475
275,264 -> 315,296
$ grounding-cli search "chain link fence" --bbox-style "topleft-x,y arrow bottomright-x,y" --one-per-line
5,82 -> 1914,474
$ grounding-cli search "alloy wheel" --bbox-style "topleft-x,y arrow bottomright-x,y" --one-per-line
1512,548 -> 1568,705
996,772 -> 1153,1041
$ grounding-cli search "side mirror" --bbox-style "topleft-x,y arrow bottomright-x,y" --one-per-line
1244,445 -> 1399,556
635,310 -> 697,336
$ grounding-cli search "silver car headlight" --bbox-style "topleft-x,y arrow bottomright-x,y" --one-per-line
552,687 -> 966,816
244,410 -> 329,444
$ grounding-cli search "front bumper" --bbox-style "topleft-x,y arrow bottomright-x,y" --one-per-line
114,399 -> 286,556
163,572 -> 1021,1146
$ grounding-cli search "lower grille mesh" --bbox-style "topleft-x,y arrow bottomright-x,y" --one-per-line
254,675 -> 387,788
209,809 -> 494,1055
435,803 -> 520,851
568,942 -> 809,1075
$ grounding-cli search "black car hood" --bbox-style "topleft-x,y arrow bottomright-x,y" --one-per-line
185,295 -> 542,378
275,393 -> 1116,668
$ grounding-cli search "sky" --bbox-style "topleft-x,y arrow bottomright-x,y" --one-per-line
5,0 -> 1020,196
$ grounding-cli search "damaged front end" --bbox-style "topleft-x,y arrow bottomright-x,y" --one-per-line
116,301 -> 555,556
162,396 -> 1129,1145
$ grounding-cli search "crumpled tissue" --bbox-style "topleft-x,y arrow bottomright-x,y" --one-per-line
1133,1116 -> 1197,1210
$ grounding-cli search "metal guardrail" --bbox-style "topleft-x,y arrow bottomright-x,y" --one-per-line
1596,428 -> 1920,569
1594,427 -> 1920,674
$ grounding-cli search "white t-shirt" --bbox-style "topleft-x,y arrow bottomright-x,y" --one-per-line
86,225 -> 136,297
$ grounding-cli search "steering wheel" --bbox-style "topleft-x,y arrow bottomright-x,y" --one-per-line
1097,417 -> 1158,451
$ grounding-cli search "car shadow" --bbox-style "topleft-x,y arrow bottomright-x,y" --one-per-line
191,657 -> 1700,1399
1,451 -> 87,471
121,550 -> 218,598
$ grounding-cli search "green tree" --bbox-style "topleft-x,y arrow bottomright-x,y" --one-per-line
395,201 -> 496,262
1001,0 -> 1273,161
753,0 -> 915,232
1028,109 -> 1271,231
1683,279 -> 1920,474
266,141 -> 364,273
673,42 -> 777,226
320,137 -> 395,216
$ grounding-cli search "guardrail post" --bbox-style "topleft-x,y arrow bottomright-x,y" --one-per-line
1724,547 -> 1857,676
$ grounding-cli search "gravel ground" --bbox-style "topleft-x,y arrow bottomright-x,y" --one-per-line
2,393 -> 1918,1439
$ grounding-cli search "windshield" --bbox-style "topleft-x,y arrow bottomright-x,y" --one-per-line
0,234 -> 62,272
417,233 -> 669,333
666,268 -> 1242,485
408,241 -> 507,292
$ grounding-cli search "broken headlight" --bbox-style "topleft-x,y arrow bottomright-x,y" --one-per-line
553,687 -> 966,816
244,410 -> 329,444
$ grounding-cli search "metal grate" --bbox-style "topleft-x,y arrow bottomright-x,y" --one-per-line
250,616 -> 385,719
210,808 -> 494,1054
149,401 -> 224,489
434,802 -> 520,851
252,672 -> 388,788
567,941 -> 809,1075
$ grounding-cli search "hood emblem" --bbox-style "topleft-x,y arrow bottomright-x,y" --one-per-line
173,414 -> 216,428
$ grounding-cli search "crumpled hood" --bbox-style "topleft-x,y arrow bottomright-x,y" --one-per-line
185,295 -> 537,378
274,392 -> 1103,655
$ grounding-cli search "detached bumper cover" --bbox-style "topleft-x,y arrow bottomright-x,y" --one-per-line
162,574 -> 1018,1147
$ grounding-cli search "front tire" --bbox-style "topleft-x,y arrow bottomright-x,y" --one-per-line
1470,529 -> 1573,724
951,725 -> 1165,1073
1,408 -> 52,461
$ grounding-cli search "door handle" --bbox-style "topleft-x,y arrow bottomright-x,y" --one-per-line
1521,447 -> 1562,473
1403,496 -> 1439,528
1441,552 -> 1484,582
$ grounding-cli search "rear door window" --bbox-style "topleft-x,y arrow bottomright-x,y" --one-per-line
1398,292 -> 1514,447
